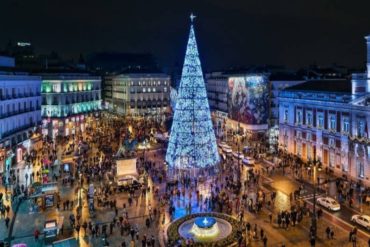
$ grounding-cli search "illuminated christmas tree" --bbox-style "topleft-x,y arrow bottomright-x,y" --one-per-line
166,14 -> 220,169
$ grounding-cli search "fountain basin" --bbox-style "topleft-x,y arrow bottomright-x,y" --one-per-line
190,217 -> 219,239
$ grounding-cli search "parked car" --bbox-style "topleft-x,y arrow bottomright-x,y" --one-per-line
317,197 -> 341,211
351,214 -> 370,230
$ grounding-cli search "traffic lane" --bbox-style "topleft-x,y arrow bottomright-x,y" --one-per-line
305,198 -> 370,240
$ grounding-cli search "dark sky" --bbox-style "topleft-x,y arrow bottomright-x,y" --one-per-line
1,0 -> 370,70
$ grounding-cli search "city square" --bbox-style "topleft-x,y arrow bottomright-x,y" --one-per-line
1,1 -> 370,247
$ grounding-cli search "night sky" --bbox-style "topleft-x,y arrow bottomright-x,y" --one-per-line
1,0 -> 370,70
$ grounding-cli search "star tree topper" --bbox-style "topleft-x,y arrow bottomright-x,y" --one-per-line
190,13 -> 196,22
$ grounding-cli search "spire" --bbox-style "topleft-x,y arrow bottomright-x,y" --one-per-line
166,16 -> 220,169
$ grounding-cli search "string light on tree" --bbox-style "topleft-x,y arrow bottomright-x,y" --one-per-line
166,14 -> 220,169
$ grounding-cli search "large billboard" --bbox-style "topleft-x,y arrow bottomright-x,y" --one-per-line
227,75 -> 269,125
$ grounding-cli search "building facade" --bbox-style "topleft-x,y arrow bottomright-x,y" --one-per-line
206,73 -> 270,142
104,73 -> 170,118
41,73 -> 102,137
0,72 -> 41,175
278,36 -> 370,185
278,78 -> 370,185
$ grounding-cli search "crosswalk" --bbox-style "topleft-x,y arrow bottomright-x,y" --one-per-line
297,192 -> 325,200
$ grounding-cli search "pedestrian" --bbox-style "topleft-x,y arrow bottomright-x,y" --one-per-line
330,228 -> 334,239
145,217 -> 150,228
263,235 -> 268,247
151,235 -> 155,246
269,212 -> 273,224
4,216 -> 9,228
75,224 -> 80,238
34,229 -> 40,241
82,221 -> 87,236
352,234 -> 357,247
326,226 -> 330,239
310,236 -> 315,247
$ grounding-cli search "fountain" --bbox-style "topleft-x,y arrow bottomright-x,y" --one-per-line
190,217 -> 220,240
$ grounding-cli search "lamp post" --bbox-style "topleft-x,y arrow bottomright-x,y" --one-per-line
78,172 -> 82,213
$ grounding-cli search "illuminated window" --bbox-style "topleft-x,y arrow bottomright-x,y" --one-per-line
164,87 -> 168,92
358,120 -> 365,137
329,138 -> 335,147
343,118 -> 349,133
296,110 -> 302,124
284,109 -> 288,122
306,111 -> 312,126
329,151 -> 335,167
143,88 -> 146,93
307,145 -> 312,159
153,88 -> 156,92
53,83 -> 61,93
329,115 -> 336,130
307,133 -> 312,141
358,160 -> 364,178
318,114 -> 324,128
297,143 -> 302,156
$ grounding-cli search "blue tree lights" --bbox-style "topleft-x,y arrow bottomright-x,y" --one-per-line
166,16 -> 220,169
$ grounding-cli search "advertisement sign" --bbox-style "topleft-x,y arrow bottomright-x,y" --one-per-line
227,75 -> 269,125
45,194 -> 54,208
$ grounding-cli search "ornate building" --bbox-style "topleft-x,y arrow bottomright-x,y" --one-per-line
41,73 -> 102,137
104,73 -> 170,118
278,78 -> 370,184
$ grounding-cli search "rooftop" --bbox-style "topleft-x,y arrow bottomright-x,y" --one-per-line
285,79 -> 352,93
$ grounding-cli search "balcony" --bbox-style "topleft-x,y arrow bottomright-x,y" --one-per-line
1,123 -> 35,139
0,108 -> 39,119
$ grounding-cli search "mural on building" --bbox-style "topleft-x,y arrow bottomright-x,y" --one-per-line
227,75 -> 269,125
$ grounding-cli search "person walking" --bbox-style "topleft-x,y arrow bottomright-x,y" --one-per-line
263,235 -> 268,247
34,229 -> 40,241
4,216 -> 9,228
352,234 -> 357,247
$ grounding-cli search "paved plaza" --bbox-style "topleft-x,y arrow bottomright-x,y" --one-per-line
0,116 -> 369,247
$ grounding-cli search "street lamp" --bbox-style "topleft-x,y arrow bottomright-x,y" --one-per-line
78,172 -> 82,212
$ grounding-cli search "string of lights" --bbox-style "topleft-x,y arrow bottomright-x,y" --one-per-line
165,19 -> 220,169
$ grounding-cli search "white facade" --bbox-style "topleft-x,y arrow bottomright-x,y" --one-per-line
0,74 -> 41,147
278,85 -> 370,185
0,73 -> 41,174
104,73 -> 170,117
270,80 -> 306,126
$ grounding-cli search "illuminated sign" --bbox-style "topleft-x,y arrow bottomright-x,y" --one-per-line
227,75 -> 269,125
